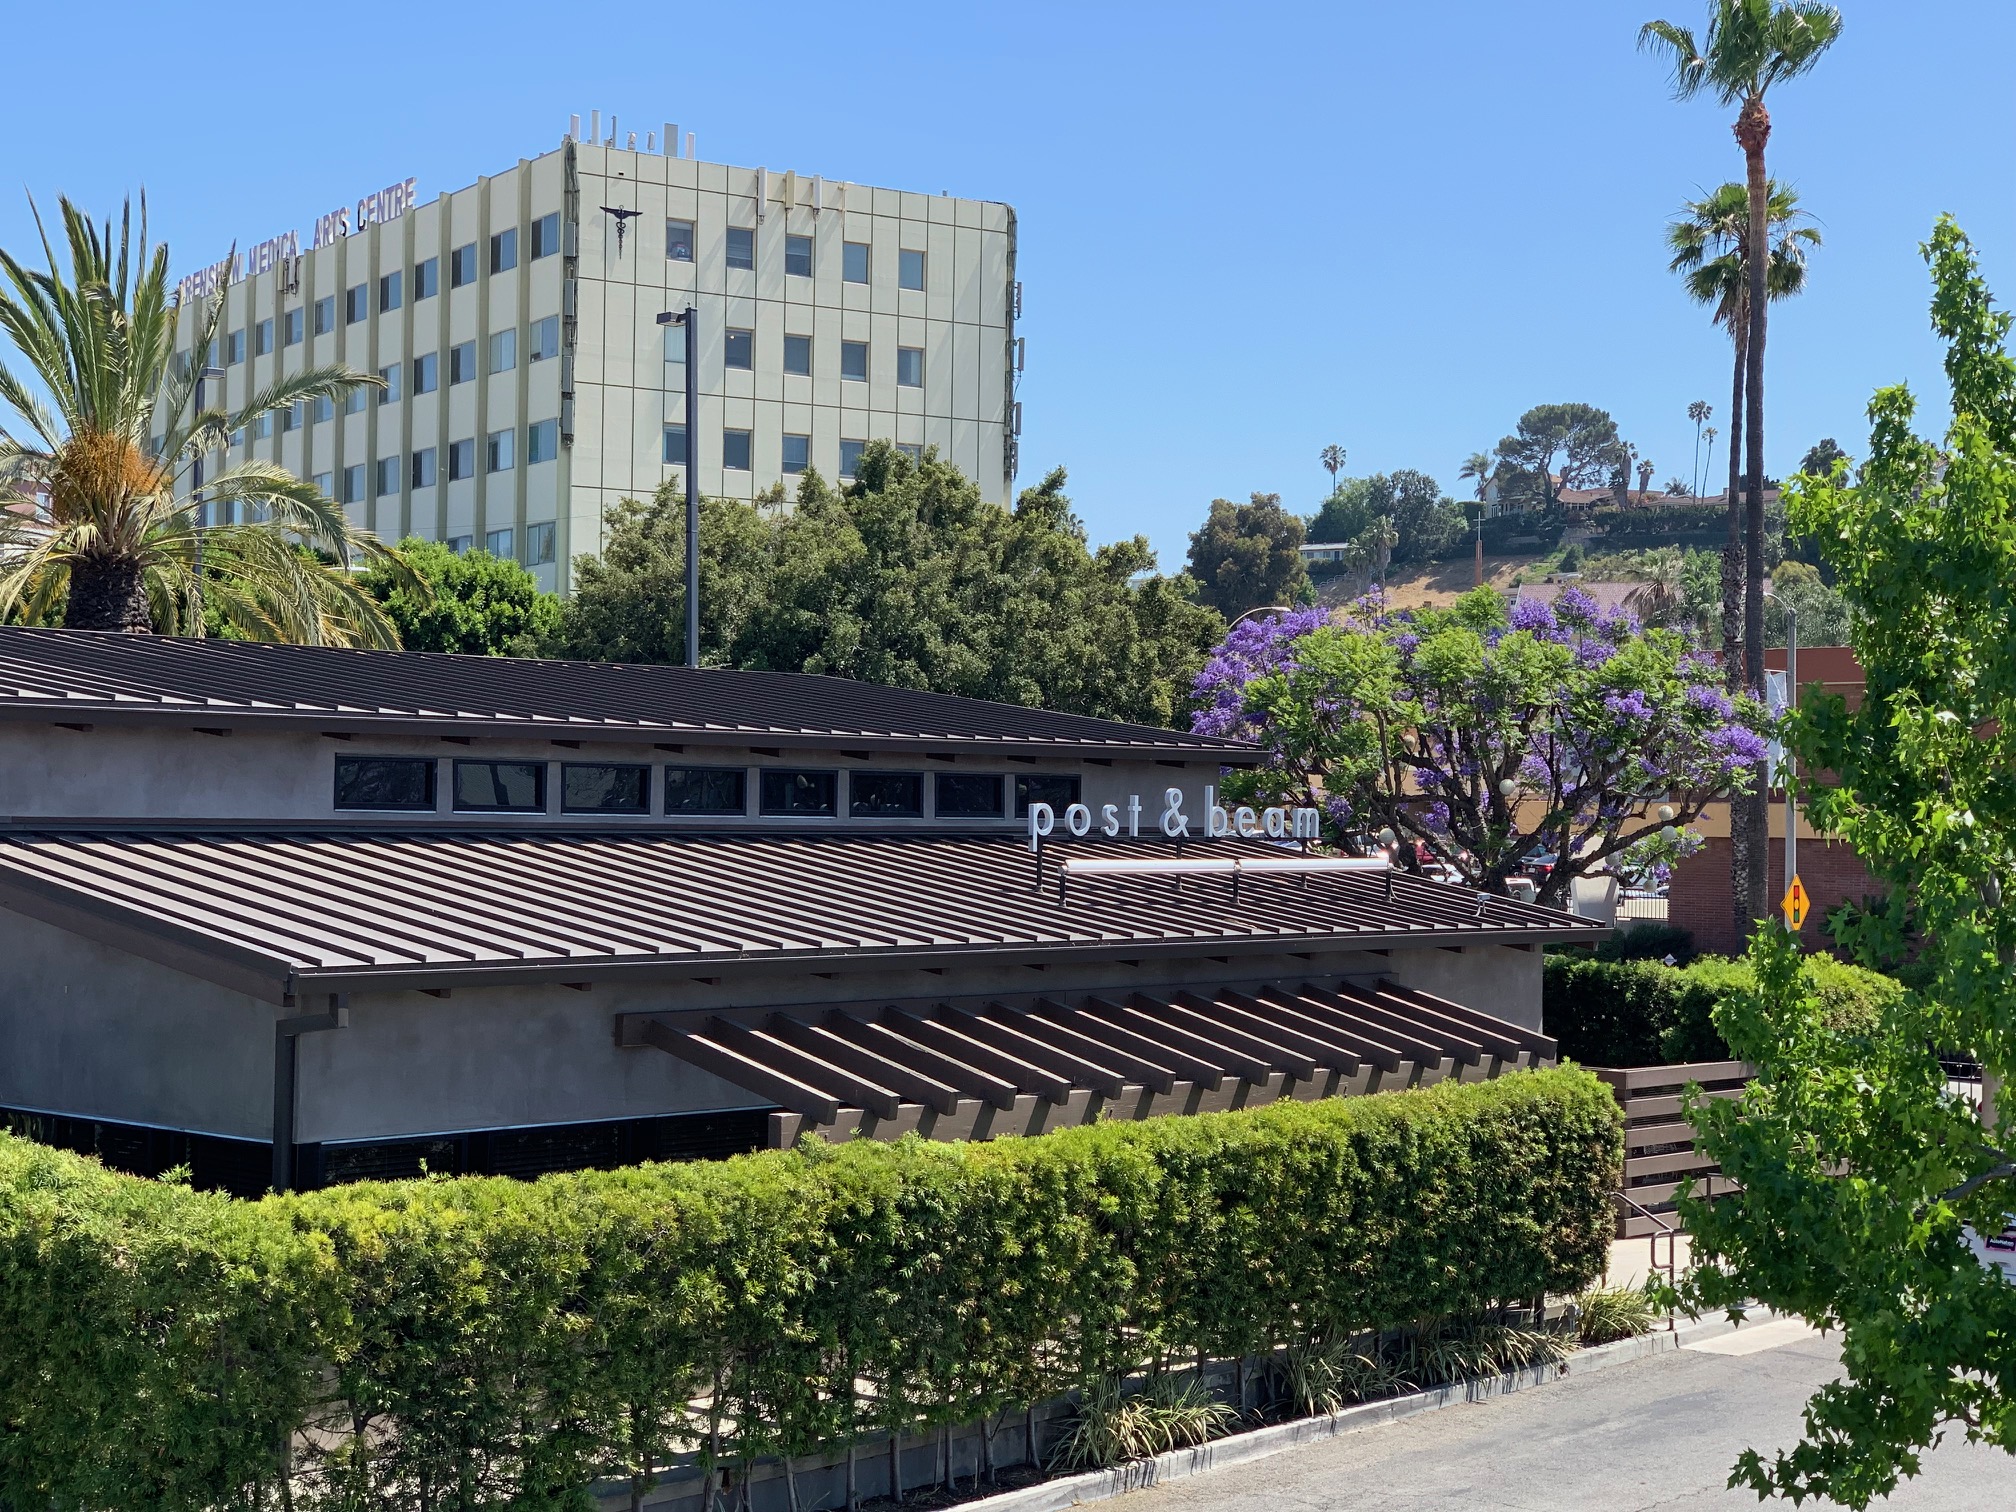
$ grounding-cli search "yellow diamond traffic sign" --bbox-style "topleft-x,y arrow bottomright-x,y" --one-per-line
1782,875 -> 1809,929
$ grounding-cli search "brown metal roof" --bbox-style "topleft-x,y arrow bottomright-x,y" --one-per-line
620,981 -> 1556,1124
0,829 -> 1602,1002
0,627 -> 1254,757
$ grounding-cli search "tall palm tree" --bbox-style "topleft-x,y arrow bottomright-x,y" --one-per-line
1642,0 -> 1841,928
1320,443 -> 1346,492
1686,399 -> 1712,496
0,197 -> 412,640
1666,179 -> 1818,693
1458,451 -> 1494,503
1637,456 -> 1656,499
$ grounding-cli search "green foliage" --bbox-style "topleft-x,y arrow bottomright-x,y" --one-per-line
1492,403 -> 1628,514
1183,490 -> 1308,617
1048,1373 -> 1240,1469
1573,1286 -> 1661,1344
1306,470 -> 1467,565
1594,921 -> 1699,965
0,1069 -> 1619,1510
1673,219 -> 2016,1507
357,538 -> 561,656
548,450 -> 1223,727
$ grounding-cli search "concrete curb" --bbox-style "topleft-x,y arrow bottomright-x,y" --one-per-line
955,1318 -> 1759,1512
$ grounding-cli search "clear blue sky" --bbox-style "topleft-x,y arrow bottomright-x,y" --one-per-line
3,1 -> 2009,569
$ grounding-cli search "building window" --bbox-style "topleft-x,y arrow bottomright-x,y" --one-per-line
375,457 -> 400,496
724,328 -> 753,370
783,334 -> 811,376
486,526 -> 515,558
899,248 -> 926,291
378,363 -> 401,404
666,219 -> 694,261
251,412 -> 272,440
725,226 -> 754,270
529,315 -> 560,362
447,438 -> 475,481
410,448 -> 436,489
530,212 -> 561,259
662,424 -> 687,466
897,347 -> 923,387
840,341 -> 868,382
526,520 -> 555,566
785,233 -> 813,277
838,439 -> 865,479
450,243 -> 478,288
490,227 -> 518,273
412,351 -> 438,395
454,759 -> 543,813
489,329 -> 516,373
1015,774 -> 1082,816
346,284 -> 368,323
312,394 -> 334,423
225,329 -> 245,364
345,387 -> 367,415
341,464 -> 366,504
311,470 -> 333,498
527,419 -> 558,463
897,442 -> 923,463
280,404 -> 299,433
379,271 -> 402,312
254,318 -> 273,356
759,769 -> 837,817
843,242 -> 869,283
413,257 -> 438,299
283,308 -> 304,346
562,762 -> 647,814
486,429 -> 515,472
722,428 -> 752,471
335,756 -> 436,811
314,295 -> 336,335
447,535 -> 472,554
665,766 -> 746,815
850,771 -> 923,818
781,434 -> 810,474
935,772 -> 1004,818
450,341 -> 476,384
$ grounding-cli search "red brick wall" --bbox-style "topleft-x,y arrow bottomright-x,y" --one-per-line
1668,834 -> 1883,957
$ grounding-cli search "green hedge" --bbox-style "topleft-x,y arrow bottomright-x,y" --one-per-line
0,1070 -> 1620,1511
1545,953 -> 1901,1066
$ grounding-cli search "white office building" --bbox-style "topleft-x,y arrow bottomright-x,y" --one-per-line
170,123 -> 1022,591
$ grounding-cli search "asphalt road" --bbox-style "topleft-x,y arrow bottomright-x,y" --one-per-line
1118,1320 -> 2015,1511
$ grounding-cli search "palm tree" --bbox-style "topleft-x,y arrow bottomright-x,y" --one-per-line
0,197 -> 411,640
1320,443 -> 1346,492
1626,545 -> 1688,626
1667,180 -> 1817,694
1637,456 -> 1656,499
1686,399 -> 1712,496
1642,1 -> 1841,929
1458,451 -> 1494,503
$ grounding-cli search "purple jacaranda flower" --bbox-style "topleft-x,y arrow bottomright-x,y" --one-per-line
1509,597 -> 1557,634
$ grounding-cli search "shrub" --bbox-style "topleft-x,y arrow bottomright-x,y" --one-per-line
1592,921 -> 1697,965
0,1070 -> 1619,1510
1050,1373 -> 1240,1469
1573,1286 -> 1662,1344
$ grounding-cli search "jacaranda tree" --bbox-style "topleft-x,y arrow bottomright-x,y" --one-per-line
1191,588 -> 1768,909
1674,218 -> 2016,1508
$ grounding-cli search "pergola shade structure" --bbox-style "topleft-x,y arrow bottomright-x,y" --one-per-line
618,979 -> 1554,1137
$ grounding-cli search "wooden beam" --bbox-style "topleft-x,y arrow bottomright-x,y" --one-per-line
641,1019 -> 841,1123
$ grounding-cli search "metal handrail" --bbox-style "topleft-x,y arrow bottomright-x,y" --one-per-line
1613,1188 -> 1681,1331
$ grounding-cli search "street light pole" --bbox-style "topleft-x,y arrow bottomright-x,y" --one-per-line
657,306 -> 700,667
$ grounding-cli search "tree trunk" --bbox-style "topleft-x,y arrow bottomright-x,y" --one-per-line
62,553 -> 154,634
1723,322 -> 1751,943
1737,92 -> 1774,926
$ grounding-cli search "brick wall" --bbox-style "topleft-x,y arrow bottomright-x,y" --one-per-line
1668,834 -> 1883,957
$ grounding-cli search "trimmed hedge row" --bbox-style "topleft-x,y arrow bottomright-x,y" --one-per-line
1544,952 -> 1902,1066
0,1069 -> 1621,1512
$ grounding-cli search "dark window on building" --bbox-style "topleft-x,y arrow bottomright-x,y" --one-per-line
562,763 -> 649,813
724,327 -> 753,370
450,340 -> 476,384
840,340 -> 868,382
527,418 -> 559,463
843,241 -> 869,283
785,233 -> 813,276
664,766 -> 746,815
335,756 -> 436,811
1014,773 -> 1082,816
454,760 -> 545,812
897,346 -> 923,388
900,248 -> 926,291
662,424 -> 687,466
490,227 -> 518,274
725,226 -> 755,270
254,318 -> 273,356
314,295 -> 336,335
412,351 -> 438,394
413,256 -> 438,299
759,769 -> 836,817
379,270 -> 402,312
345,284 -> 368,323
722,428 -> 752,471
283,307 -> 304,345
781,433 -> 810,474
666,219 -> 695,261
849,771 -> 923,818
447,438 -> 475,481
410,447 -> 436,489
935,772 -> 1004,818
450,243 -> 478,287
783,333 -> 812,376
530,212 -> 561,259
530,315 -> 560,361
838,439 -> 865,478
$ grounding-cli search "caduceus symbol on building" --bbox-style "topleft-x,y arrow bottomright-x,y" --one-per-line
601,206 -> 641,255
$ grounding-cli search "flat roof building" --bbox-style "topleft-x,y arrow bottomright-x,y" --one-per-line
0,628 -> 1599,1195
169,126 -> 1020,592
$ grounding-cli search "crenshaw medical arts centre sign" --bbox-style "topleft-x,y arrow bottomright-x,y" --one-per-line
174,176 -> 419,306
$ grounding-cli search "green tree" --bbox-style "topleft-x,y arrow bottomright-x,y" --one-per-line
1458,451 -> 1495,503
1319,443 -> 1346,490
0,197 -> 409,641
1308,471 -> 1463,565
1491,403 -> 1628,514
1676,221 -> 2016,1508
357,539 -> 561,655
1687,399 -> 1713,496
1642,0 -> 1843,929
551,443 -> 1223,727
1184,491 -> 1308,618
1798,436 -> 1848,476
